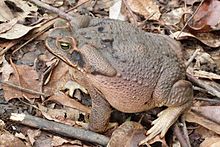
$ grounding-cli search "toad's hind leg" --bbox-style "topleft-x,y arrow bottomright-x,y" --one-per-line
140,80 -> 193,145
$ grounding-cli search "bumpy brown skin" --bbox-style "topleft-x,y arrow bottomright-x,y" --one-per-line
45,16 -> 193,143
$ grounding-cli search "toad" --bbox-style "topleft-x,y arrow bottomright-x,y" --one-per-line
43,8 -> 193,145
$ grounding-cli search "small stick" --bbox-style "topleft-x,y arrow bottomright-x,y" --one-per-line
174,123 -> 190,147
10,113 -> 110,146
187,73 -> 220,98
177,0 -> 205,38
195,97 -> 220,103
2,81 -> 46,97
28,0 -> 74,22
181,116 -> 191,147
186,48 -> 200,68
122,0 -> 138,25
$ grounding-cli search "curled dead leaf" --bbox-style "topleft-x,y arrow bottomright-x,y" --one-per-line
0,1 -> 14,22
185,106 -> 220,135
0,57 -> 14,81
200,137 -> 220,147
172,31 -> 220,48
161,7 -> 189,25
37,103 -> 79,125
107,121 -> 146,147
0,132 -> 26,147
0,18 -> 17,34
0,24 -> 39,39
126,0 -> 160,20
2,64 -> 41,101
48,91 -> 90,114
109,0 -> 127,21
188,0 -> 220,32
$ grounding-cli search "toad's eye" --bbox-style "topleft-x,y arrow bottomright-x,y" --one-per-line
60,42 -> 71,50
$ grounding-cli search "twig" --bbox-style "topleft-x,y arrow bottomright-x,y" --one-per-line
174,124 -> 188,147
10,113 -> 109,146
28,0 -> 74,22
1,81 -> 46,97
174,122 -> 190,147
187,73 -> 220,98
177,0 -> 205,39
195,97 -> 220,103
122,0 -> 138,25
181,116 -> 191,147
186,48 -> 200,68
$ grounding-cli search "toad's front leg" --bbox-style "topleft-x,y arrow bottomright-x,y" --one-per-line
88,89 -> 112,132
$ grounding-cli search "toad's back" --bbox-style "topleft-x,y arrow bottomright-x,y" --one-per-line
75,19 -> 186,112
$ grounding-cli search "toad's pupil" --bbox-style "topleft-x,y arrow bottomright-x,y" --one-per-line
60,42 -> 71,50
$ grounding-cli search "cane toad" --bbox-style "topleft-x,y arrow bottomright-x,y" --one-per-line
45,15 -> 193,144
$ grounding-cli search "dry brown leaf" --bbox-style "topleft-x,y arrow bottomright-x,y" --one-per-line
109,0 -> 127,21
42,0 -> 63,6
95,0 -> 115,10
108,121 -> 168,147
41,0 -> 56,5
51,136 -> 70,146
0,57 -> 14,81
107,121 -> 146,147
172,31 -> 220,48
200,137 -> 220,147
51,136 -> 83,146
44,61 -> 70,96
0,1 -> 14,22
126,0 -> 160,20
0,119 -> 5,131
161,7 -> 191,25
2,64 -> 41,101
14,132 -> 27,141
0,18 -> 17,34
185,107 -> 220,135
37,103 -> 79,125
0,0 -> 40,39
0,132 -> 26,147
48,91 -> 91,114
0,23 -> 39,39
189,0 -> 220,32
194,52 -> 215,69
27,129 -> 41,145
192,106 -> 220,124
6,0 -> 38,21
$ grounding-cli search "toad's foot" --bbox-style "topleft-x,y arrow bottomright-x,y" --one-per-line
139,103 -> 191,145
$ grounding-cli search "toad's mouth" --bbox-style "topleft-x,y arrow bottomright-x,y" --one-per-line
50,50 -> 86,73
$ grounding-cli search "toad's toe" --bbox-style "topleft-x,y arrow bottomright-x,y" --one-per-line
139,104 -> 190,145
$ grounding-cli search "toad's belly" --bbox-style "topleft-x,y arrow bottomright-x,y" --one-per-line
102,88 -> 154,113
88,76 -> 157,113
87,73 -> 163,112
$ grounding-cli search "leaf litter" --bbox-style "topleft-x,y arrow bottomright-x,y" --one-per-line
0,0 -> 220,146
